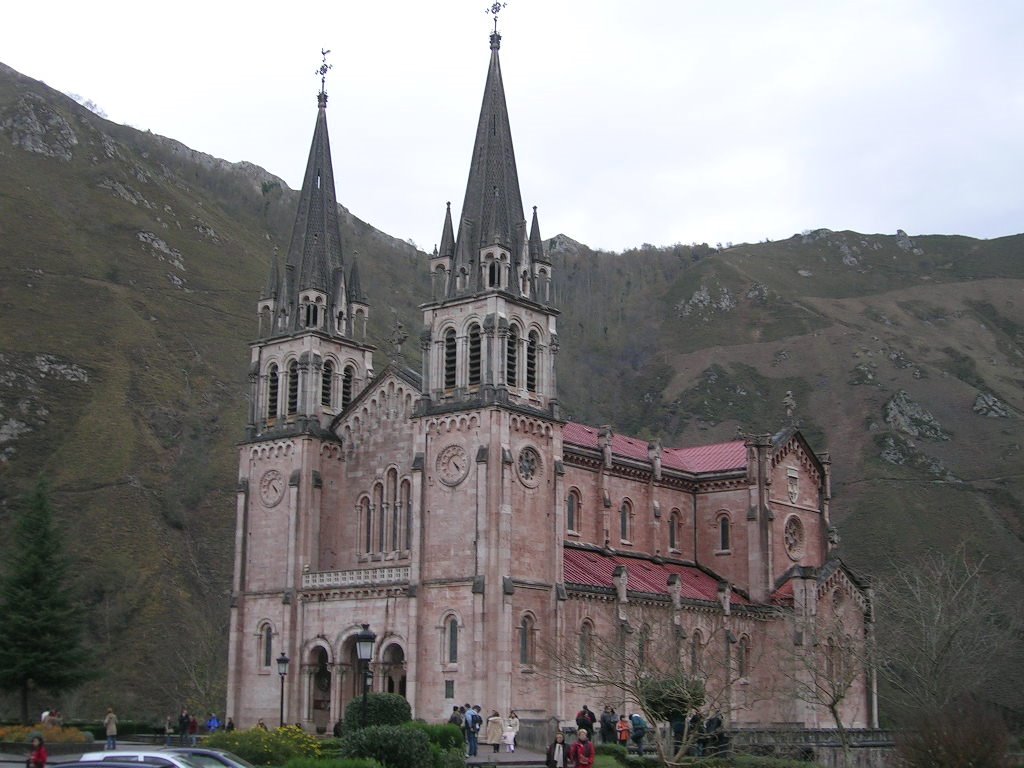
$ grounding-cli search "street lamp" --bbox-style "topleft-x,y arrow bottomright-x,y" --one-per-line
355,623 -> 376,727
277,651 -> 290,728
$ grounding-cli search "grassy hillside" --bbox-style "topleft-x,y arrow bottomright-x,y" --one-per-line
1,61 -> 1021,720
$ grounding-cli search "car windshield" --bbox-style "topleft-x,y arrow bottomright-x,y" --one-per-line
172,752 -> 256,768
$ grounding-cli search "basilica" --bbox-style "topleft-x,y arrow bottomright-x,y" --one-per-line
225,26 -> 876,739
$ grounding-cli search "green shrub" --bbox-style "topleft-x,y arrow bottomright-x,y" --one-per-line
343,693 -> 412,731
595,742 -> 628,762
732,757 -> 818,767
284,759 -> 382,768
403,721 -> 463,751
340,725 -> 429,768
205,725 -> 321,765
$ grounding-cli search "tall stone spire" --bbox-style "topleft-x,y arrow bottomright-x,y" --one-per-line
284,88 -> 345,298
447,27 -> 529,297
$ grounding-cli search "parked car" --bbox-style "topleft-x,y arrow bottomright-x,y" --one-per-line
162,748 -> 256,768
77,751 -> 205,768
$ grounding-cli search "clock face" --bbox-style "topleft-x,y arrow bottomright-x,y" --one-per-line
437,444 -> 469,486
516,446 -> 542,488
259,469 -> 285,507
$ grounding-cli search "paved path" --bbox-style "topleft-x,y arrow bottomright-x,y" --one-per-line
466,746 -> 546,767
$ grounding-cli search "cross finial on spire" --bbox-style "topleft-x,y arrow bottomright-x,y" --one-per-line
316,49 -> 333,106
485,1 -> 507,38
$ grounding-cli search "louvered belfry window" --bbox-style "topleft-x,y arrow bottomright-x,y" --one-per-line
506,326 -> 518,387
444,330 -> 457,389
321,360 -> 333,407
267,364 -> 279,419
526,331 -> 538,392
341,365 -> 354,408
287,361 -> 299,415
468,324 -> 482,387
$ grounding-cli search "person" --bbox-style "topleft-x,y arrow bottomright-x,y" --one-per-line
687,711 -> 704,756
332,719 -> 342,738
630,712 -> 647,755
616,714 -> 630,748
544,731 -> 567,768
704,711 -> 724,757
178,709 -> 191,746
568,728 -> 596,768
485,710 -> 503,754
103,708 -> 118,750
188,715 -> 198,746
206,712 -> 221,733
575,705 -> 595,738
164,715 -> 174,747
599,706 -> 616,744
447,706 -> 463,727
255,718 -> 268,731
464,705 -> 481,757
506,710 -> 520,751
27,734 -> 47,768
225,718 -> 236,733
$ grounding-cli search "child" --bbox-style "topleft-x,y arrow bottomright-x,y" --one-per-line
616,714 -> 630,748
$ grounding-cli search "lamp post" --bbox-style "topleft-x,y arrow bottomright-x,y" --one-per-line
276,651 -> 290,728
355,623 -> 376,727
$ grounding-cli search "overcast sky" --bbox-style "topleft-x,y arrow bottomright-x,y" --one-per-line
2,1 -> 1021,252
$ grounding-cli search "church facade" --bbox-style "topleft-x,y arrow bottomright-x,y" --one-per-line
226,29 -> 876,737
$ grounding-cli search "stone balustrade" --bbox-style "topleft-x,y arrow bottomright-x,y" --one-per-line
302,566 -> 411,589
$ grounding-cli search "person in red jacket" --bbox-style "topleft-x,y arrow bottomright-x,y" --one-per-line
568,729 -> 595,768
27,735 -> 47,768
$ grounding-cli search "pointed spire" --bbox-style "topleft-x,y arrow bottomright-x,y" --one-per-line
283,88 -> 345,299
263,247 -> 281,299
448,25 -> 525,295
438,201 -> 455,258
529,205 -> 544,261
348,257 -> 366,303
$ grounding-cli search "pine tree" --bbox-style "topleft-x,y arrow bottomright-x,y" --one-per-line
0,481 -> 92,723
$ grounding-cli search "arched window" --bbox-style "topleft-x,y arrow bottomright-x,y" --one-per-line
401,479 -> 412,551
487,259 -> 497,287
443,329 -> 457,389
259,623 -> 273,668
567,490 -> 581,533
287,360 -> 299,415
266,364 -> 279,419
304,303 -> 318,328
388,469 -> 399,552
321,360 -> 334,407
579,620 -> 594,667
374,484 -> 385,552
620,500 -> 632,542
467,324 -> 482,387
362,497 -> 372,554
445,616 -> 459,664
718,515 -> 731,551
738,635 -> 750,678
341,365 -> 354,408
519,615 -> 535,665
526,331 -> 539,392
506,325 -> 519,387
690,629 -> 704,674
669,509 -> 680,551
638,623 -> 651,669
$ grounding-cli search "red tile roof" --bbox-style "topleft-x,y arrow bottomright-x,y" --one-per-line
771,579 -> 795,607
563,546 -> 750,606
563,422 -> 746,474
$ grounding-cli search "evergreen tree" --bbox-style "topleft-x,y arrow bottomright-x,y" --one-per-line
0,481 -> 91,723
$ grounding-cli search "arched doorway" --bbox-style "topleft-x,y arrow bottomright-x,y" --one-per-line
309,646 -> 331,734
382,643 -> 406,698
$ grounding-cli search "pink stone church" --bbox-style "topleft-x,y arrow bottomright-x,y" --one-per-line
226,27 -> 876,738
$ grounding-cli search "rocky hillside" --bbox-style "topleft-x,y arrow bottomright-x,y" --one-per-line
0,61 -> 1021,720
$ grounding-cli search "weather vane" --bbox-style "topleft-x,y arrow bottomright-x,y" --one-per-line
316,49 -> 333,95
485,1 -> 507,33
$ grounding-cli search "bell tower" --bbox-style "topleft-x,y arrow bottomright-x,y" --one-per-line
420,26 -> 559,417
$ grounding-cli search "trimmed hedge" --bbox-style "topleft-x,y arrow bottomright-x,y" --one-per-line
340,725 -> 429,768
343,693 -> 411,731
403,721 -> 463,751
